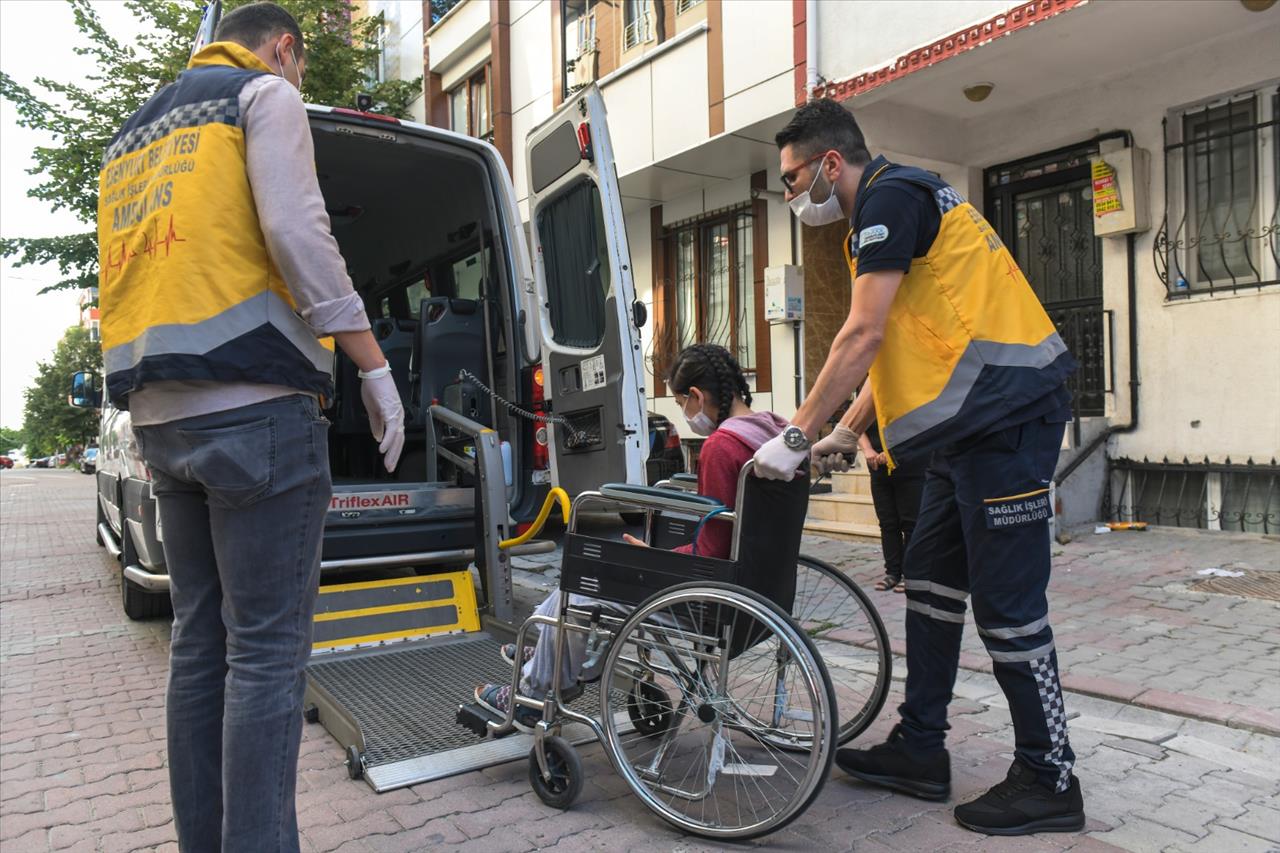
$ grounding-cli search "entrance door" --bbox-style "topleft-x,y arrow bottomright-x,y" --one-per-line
986,148 -> 1105,417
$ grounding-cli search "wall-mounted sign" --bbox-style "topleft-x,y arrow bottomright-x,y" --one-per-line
1092,159 -> 1122,217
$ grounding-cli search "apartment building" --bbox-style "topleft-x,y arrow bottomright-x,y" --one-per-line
378,0 -> 1279,531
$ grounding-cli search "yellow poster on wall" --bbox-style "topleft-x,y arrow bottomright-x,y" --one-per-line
1092,159 -> 1122,217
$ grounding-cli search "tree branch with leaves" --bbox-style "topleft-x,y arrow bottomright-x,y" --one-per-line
1,0 -> 423,294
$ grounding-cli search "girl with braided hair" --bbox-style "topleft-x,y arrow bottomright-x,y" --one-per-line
474,344 -> 787,726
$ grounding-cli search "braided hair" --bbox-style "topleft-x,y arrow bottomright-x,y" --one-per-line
666,344 -> 752,425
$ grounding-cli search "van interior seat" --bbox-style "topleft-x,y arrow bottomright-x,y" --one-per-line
412,296 -> 489,424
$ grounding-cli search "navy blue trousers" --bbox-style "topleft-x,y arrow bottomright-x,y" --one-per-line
897,415 -> 1075,792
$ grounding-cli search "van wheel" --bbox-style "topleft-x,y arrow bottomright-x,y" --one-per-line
120,525 -> 172,621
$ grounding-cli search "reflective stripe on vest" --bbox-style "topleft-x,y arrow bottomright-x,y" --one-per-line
97,42 -> 334,409
845,162 -> 1076,465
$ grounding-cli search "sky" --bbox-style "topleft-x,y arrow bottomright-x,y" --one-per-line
0,0 -> 146,431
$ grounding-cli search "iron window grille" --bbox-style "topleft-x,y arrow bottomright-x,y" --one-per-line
676,0 -> 704,13
1104,456 -> 1279,534
1156,83 -> 1280,297
651,206 -> 760,385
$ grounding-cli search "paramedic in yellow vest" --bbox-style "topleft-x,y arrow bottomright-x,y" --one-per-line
96,4 -> 403,850
755,99 -> 1085,836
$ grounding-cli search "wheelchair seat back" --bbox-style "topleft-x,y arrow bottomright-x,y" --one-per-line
560,469 -> 810,654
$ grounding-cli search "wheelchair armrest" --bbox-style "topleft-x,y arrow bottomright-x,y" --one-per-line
664,473 -> 698,492
598,483 -> 724,515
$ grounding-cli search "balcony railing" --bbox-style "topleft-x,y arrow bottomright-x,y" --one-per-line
623,11 -> 653,50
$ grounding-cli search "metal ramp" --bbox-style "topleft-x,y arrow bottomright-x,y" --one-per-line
305,405 -> 582,791
307,633 -> 610,792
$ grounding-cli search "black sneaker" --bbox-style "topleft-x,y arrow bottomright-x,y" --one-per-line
954,759 -> 1085,836
835,723 -> 951,801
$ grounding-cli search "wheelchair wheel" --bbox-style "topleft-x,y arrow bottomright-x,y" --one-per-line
791,555 -> 892,746
600,582 -> 835,840
528,735 -> 583,810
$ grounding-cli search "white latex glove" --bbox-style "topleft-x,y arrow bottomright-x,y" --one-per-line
358,365 -> 405,472
812,424 -> 859,458
753,432 -> 809,481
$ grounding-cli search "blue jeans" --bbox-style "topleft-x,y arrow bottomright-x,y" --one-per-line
897,415 -> 1076,793
135,395 -> 331,853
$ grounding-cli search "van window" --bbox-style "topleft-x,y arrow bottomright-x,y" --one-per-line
536,179 -> 610,348
451,250 -> 490,300
406,279 -> 430,318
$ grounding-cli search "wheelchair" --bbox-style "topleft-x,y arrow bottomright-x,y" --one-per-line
483,462 -> 893,840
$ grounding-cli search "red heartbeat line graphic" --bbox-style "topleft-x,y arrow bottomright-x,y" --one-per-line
105,216 -> 186,281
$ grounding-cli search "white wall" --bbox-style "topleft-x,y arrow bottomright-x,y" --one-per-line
427,0 -> 490,68
509,0 -> 556,213
721,0 -> 793,133
816,0 -> 1012,87
949,24 -> 1280,463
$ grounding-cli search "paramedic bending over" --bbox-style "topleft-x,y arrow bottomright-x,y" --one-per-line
753,98 -> 1084,837
473,344 -> 787,724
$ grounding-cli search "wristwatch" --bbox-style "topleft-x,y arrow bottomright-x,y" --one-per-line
782,425 -> 810,451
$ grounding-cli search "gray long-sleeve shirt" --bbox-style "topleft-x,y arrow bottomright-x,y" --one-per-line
129,74 -> 369,426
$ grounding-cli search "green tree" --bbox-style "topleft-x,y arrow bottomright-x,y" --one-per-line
0,426 -> 27,454
22,326 -> 103,457
0,0 -> 422,294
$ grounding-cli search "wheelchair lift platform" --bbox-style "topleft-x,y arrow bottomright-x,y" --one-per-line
307,629 -> 612,792
304,405 -> 594,791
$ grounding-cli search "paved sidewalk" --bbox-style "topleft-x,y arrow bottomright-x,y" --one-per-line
793,527 -> 1280,735
3,470 -> 1279,852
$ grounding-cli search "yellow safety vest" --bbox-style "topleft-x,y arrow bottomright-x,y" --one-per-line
98,42 -> 333,409
844,159 -> 1075,466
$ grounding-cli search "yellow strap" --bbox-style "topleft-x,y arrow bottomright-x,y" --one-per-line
983,487 -> 1050,504
499,487 -> 570,549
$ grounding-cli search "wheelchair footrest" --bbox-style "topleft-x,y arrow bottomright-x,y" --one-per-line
456,702 -> 511,739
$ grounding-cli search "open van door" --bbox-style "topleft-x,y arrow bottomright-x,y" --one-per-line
524,86 -> 646,496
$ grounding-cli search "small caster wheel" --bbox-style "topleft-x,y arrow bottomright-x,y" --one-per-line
627,679 -> 674,738
346,745 -> 363,780
528,735 -> 583,809
303,704 -> 320,724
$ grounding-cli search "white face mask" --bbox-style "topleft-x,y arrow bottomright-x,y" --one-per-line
789,161 -> 845,227
275,41 -> 303,90
680,392 -> 717,437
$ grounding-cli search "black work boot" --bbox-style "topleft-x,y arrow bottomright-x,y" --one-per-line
835,723 -> 951,801
954,759 -> 1085,835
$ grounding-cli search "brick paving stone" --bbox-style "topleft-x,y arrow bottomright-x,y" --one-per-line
6,470 -> 1280,853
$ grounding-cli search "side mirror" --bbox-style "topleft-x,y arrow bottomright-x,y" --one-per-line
69,371 -> 102,409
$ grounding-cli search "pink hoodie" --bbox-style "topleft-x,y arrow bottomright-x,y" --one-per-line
674,411 -> 788,559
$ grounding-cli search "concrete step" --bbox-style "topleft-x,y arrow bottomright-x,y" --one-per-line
802,518 -> 881,543
828,469 -> 873,497
806,492 -> 880,526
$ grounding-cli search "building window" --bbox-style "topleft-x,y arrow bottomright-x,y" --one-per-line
1159,83 -> 1279,296
623,0 -> 653,50
563,0 -> 599,95
659,208 -> 758,378
448,65 -> 492,141
676,0 -> 703,13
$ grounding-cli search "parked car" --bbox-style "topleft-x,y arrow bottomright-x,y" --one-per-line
72,85 -> 649,620
54,453 -> 67,467
0,456 -> 12,469
79,447 -> 98,475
